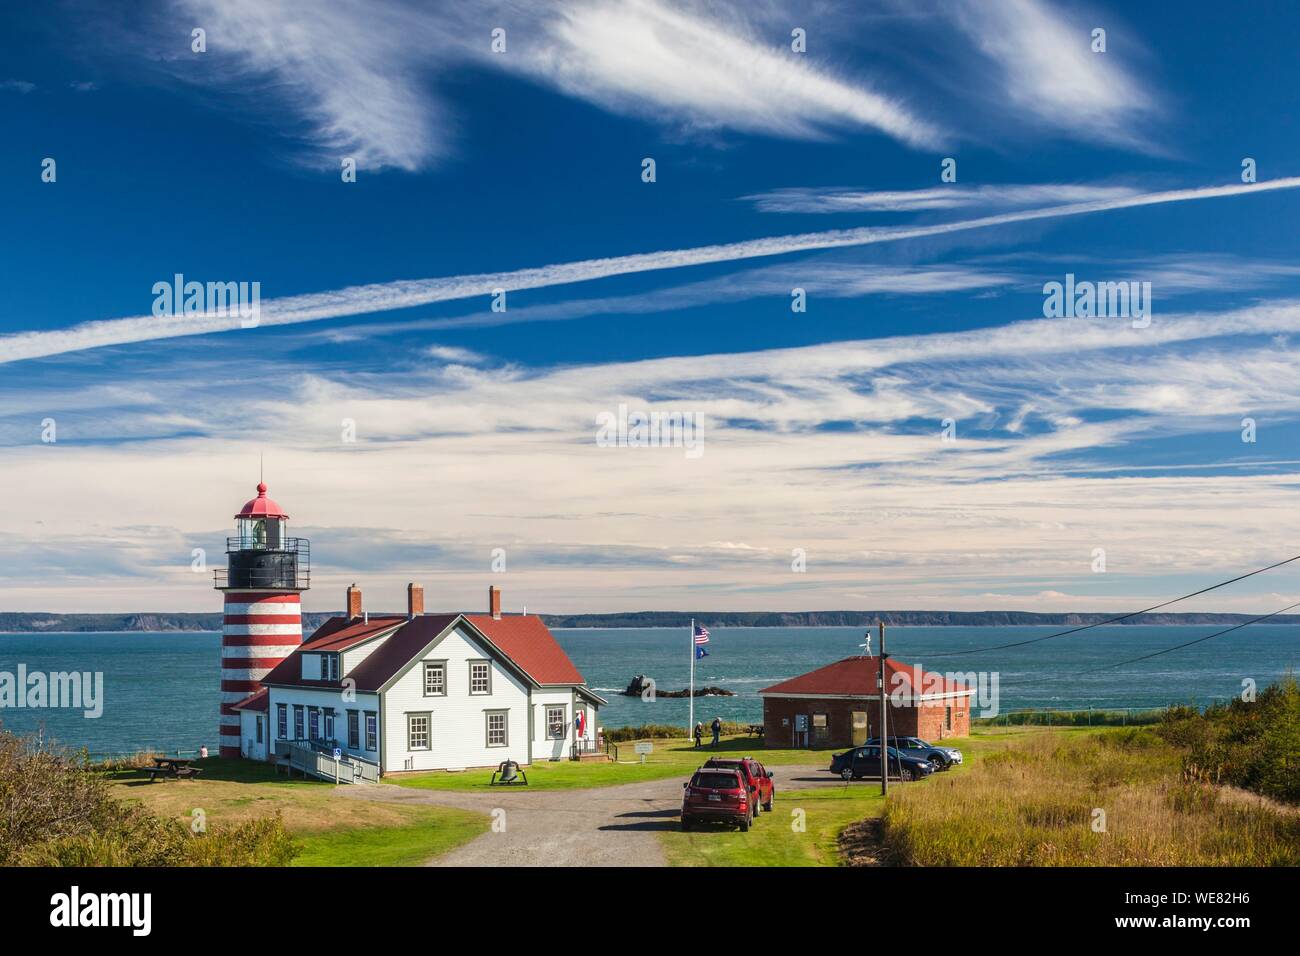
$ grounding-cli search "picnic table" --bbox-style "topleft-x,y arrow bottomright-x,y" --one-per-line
143,757 -> 203,782
745,724 -> 765,738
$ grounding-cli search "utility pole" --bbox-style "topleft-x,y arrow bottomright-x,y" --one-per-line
879,621 -> 888,797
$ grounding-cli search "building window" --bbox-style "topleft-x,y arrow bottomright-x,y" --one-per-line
255,716 -> 263,744
293,705 -> 304,740
546,706 -> 566,739
324,709 -> 335,741
423,661 -> 446,696
308,707 -> 320,740
277,703 -> 288,739
365,712 -> 378,751
324,654 -> 340,682
408,713 -> 431,750
470,661 -> 491,695
486,710 -> 508,747
347,710 -> 360,749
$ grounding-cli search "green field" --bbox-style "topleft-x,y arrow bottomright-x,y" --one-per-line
387,733 -> 845,791
663,786 -> 886,866
106,758 -> 489,866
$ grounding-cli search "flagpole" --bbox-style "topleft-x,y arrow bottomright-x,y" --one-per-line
689,618 -> 695,738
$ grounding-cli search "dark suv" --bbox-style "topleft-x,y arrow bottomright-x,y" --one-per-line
681,767 -> 752,831
702,756 -> 775,813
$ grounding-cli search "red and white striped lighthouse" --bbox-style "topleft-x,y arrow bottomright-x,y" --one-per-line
214,482 -> 310,757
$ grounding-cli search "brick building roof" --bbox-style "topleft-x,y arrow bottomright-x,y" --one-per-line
759,656 -> 973,699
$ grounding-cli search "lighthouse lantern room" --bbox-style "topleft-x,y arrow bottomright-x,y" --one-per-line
214,482 -> 311,757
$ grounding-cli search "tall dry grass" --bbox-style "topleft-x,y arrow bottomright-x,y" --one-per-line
882,729 -> 1300,866
0,731 -> 298,866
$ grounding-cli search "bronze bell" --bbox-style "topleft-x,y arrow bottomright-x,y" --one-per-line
498,760 -> 520,783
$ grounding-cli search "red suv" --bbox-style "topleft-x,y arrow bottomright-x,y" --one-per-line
681,767 -> 752,831
703,756 -> 774,815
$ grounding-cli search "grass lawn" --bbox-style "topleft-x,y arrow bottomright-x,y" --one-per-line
104,758 -> 488,866
387,733 -> 847,792
663,785 -> 886,866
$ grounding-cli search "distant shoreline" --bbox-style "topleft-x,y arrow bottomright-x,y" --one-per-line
2,609 -> 1298,633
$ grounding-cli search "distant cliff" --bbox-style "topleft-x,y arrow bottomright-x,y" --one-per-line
2,609 -> 1298,633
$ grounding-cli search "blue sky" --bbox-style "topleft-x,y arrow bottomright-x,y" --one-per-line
3,0 -> 1300,615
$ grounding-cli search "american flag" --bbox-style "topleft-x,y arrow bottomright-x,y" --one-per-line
693,624 -> 710,645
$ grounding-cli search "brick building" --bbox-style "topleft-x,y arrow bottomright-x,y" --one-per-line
759,656 -> 972,749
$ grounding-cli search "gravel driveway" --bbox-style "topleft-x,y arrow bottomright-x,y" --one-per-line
340,763 -> 847,866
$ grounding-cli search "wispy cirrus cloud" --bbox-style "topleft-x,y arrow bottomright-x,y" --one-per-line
743,182 -> 1143,214
4,177 -> 1297,365
7,299 -> 1300,612
165,0 -> 941,172
947,0 -> 1162,151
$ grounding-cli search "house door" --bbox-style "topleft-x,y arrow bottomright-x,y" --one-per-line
851,711 -> 869,746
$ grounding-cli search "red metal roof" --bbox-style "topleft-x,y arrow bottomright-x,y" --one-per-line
235,482 -> 289,520
759,656 -> 972,699
346,614 -> 461,691
261,612 -> 586,692
259,615 -> 409,688
230,687 -> 269,712
465,614 -> 586,686
301,615 -> 406,652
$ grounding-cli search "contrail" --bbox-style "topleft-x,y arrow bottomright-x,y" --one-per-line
4,176 -> 1299,365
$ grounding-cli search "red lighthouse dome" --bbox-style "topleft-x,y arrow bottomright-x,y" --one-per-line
236,482 -> 289,520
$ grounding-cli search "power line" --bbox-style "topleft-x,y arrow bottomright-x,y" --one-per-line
989,601 -> 1300,690
1076,602 -> 1300,674
920,553 -> 1300,659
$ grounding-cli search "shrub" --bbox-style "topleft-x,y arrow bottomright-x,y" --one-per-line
1156,676 -> 1300,804
604,721 -> 748,743
0,731 -> 298,867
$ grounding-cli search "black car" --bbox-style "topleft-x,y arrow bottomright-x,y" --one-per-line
829,744 -> 935,782
865,736 -> 963,770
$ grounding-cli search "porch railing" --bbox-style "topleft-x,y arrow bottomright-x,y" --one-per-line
275,739 -> 379,783
569,736 -> 609,760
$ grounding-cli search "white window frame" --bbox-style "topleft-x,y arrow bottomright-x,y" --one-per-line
365,712 -> 378,751
546,705 -> 567,740
276,703 -> 288,739
469,660 -> 492,695
423,661 -> 446,697
408,712 -> 431,751
485,710 -> 508,747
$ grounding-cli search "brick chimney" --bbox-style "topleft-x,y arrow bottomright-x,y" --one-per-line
489,585 -> 502,620
347,583 -> 363,620
407,582 -> 424,619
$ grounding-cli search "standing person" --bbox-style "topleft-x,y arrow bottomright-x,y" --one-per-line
711,716 -> 722,749
693,722 -> 703,749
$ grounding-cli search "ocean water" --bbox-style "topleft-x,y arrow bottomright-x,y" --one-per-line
0,626 -> 1294,754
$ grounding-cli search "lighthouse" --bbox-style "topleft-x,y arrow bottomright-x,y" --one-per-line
214,482 -> 310,758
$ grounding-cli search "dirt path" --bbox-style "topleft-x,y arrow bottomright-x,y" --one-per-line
339,763 -> 845,866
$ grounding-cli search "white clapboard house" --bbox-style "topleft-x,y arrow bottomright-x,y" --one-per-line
229,584 -> 605,776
